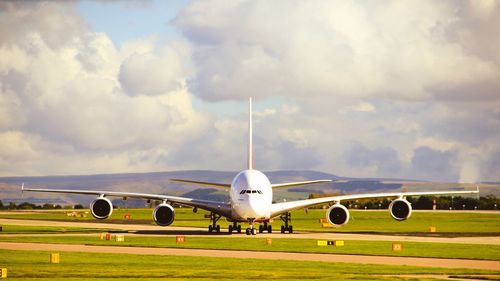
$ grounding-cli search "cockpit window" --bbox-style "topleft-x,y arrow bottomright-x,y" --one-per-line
239,189 -> 263,195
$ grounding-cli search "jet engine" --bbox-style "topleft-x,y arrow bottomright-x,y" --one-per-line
326,204 -> 350,226
153,203 -> 175,226
90,197 -> 113,219
389,198 -> 412,221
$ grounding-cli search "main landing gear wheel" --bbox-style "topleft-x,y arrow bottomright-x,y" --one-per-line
208,212 -> 221,233
259,222 -> 273,233
228,222 -> 242,234
280,212 -> 293,234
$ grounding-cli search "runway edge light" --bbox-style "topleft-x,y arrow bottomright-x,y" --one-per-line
392,243 -> 403,251
176,236 -> 185,243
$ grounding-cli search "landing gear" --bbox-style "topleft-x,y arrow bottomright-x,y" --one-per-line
245,219 -> 257,236
228,222 -> 242,234
280,212 -> 293,234
246,227 -> 257,235
258,222 -> 272,233
208,212 -> 221,233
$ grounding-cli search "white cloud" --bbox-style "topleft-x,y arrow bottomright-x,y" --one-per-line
172,0 -> 500,181
0,2 -> 208,176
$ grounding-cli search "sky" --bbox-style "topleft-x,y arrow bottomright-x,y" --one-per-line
0,0 -> 499,182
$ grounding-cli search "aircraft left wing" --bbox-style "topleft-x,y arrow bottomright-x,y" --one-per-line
270,188 -> 479,217
22,185 -> 232,217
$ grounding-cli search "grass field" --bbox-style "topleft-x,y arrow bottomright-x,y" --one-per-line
0,225 -> 118,234
2,208 -> 499,234
0,249 -> 498,281
0,235 -> 498,261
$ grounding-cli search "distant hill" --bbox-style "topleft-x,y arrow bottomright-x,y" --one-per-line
0,170 -> 495,206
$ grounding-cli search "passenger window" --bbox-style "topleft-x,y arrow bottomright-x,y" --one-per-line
257,190 -> 263,194
240,190 -> 246,194
246,190 -> 251,194
252,190 -> 257,193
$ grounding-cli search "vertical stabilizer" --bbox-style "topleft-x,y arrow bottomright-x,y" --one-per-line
247,97 -> 253,170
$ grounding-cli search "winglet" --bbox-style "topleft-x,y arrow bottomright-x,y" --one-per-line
476,184 -> 480,199
21,182 -> 24,197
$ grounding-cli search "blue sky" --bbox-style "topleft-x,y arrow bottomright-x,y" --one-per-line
78,1 -> 186,46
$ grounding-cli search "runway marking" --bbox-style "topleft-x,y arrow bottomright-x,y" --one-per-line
0,242 -> 499,270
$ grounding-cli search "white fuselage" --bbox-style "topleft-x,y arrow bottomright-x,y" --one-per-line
230,169 -> 273,222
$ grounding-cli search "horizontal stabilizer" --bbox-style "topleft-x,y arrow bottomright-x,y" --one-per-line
170,179 -> 231,188
271,179 -> 332,189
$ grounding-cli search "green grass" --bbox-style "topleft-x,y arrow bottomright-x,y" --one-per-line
2,208 -> 499,234
0,249 -> 498,281
0,225 -> 117,234
0,235 -> 498,261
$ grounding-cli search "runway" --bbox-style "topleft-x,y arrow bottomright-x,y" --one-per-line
1,218 -> 499,245
0,241 -> 498,270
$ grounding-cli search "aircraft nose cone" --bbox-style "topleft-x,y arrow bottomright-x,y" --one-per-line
248,196 -> 267,217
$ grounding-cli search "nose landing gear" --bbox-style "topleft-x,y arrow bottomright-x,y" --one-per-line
245,218 -> 257,235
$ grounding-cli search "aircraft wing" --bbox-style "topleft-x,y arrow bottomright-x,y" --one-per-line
271,179 -> 332,188
170,179 -> 231,188
270,188 -> 479,217
22,185 -> 232,217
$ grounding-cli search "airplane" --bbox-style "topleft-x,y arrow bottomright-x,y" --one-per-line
23,98 -> 479,235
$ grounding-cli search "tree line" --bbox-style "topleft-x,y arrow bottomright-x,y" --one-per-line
0,201 -> 84,210
309,194 -> 499,210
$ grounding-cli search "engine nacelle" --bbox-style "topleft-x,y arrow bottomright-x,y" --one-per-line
326,204 -> 350,227
153,203 -> 175,226
90,197 -> 113,220
389,198 -> 412,221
